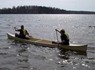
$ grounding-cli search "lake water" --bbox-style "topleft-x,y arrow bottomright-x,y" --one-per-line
0,14 -> 95,70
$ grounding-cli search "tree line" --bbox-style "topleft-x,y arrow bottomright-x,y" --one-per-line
0,5 -> 95,14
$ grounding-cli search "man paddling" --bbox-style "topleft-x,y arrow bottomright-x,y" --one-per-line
15,25 -> 30,39
53,29 -> 69,45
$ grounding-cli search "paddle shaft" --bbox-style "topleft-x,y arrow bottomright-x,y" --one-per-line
56,30 -> 59,43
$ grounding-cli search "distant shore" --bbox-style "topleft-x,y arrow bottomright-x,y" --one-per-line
0,5 -> 95,14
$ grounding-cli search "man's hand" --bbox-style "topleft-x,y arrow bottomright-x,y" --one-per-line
55,29 -> 58,31
14,27 -> 18,30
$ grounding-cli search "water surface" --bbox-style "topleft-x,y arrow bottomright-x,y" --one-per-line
0,14 -> 95,70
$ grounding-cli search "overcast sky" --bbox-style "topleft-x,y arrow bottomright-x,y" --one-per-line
0,0 -> 95,11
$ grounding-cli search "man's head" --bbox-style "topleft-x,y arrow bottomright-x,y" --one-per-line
60,29 -> 65,34
21,25 -> 24,29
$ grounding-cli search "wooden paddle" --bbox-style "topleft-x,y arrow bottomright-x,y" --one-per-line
55,29 -> 59,43
55,29 -> 60,46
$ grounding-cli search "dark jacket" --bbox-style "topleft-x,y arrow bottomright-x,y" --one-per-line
60,33 -> 69,45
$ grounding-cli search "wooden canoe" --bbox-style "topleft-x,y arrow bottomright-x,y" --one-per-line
7,33 -> 87,53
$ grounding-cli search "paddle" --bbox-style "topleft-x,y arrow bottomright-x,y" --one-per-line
55,29 -> 60,46
55,29 -> 59,43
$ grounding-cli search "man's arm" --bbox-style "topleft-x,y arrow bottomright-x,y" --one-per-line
14,27 -> 20,31
15,29 -> 20,31
55,29 -> 60,33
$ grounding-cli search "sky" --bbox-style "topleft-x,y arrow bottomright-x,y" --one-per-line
0,0 -> 95,11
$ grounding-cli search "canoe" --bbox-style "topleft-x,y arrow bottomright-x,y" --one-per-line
7,33 -> 87,53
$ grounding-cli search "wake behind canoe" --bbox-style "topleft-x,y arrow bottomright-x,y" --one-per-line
7,33 -> 87,53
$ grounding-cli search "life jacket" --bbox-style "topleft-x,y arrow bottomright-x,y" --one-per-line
22,29 -> 27,36
20,29 -> 27,36
65,33 -> 69,40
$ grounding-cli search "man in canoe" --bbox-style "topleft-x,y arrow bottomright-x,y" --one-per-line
15,25 -> 30,39
53,29 -> 69,45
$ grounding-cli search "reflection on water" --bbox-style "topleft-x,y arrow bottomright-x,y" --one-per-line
16,44 -> 30,70
0,43 -> 31,70
0,42 -> 94,70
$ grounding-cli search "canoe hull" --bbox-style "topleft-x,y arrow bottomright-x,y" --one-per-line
7,33 -> 87,53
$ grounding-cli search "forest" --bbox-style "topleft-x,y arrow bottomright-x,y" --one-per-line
0,5 -> 95,14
